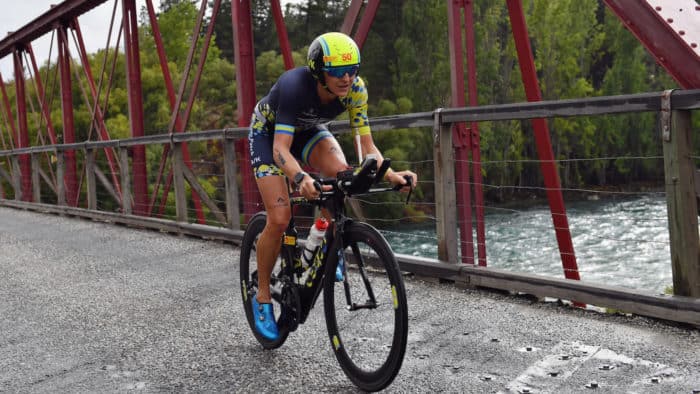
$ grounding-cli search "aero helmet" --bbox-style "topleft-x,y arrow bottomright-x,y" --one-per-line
307,32 -> 361,83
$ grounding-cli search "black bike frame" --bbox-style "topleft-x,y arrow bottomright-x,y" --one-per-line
281,188 -> 345,325
277,169 -> 402,326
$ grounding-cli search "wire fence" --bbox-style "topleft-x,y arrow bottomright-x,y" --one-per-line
0,135 -> 678,293
1,88 -> 699,298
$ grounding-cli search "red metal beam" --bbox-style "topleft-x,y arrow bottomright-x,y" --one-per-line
0,73 -> 17,149
179,0 -> 223,130
506,0 -> 580,281
233,0 -> 257,126
352,0 -> 380,50
603,0 -> 700,88
145,0 -> 184,216
26,45 -> 58,146
270,0 -> 294,70
144,0 -> 205,223
340,0 -> 363,35
0,0 -> 109,58
72,19 -> 123,200
157,0 -> 213,223
172,0 -> 222,223
0,96 -> 12,150
123,0 -> 148,215
464,0 -> 487,266
58,27 -> 79,206
447,0 -> 475,265
13,50 -> 32,201
232,0 -> 260,217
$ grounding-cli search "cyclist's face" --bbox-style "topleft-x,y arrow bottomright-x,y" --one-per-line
324,71 -> 354,97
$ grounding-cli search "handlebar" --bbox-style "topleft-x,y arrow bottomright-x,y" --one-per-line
292,157 -> 414,206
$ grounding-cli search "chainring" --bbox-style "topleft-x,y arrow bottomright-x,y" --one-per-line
279,281 -> 302,332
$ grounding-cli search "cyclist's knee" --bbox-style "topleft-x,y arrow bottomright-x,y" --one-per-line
264,211 -> 291,236
326,161 -> 351,176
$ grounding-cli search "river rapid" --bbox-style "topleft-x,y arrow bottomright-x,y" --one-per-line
382,195 -> 674,294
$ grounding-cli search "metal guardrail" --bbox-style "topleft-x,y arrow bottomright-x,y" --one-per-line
1,90 -> 698,156
1,89 -> 700,325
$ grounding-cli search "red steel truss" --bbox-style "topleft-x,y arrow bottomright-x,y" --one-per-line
506,0 -> 580,280
604,0 -> 700,88
1,0 -> 695,281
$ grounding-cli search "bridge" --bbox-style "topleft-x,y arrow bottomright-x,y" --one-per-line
2,206 -> 699,392
1,1 -> 700,392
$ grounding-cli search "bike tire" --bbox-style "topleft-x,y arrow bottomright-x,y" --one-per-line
239,212 -> 290,349
323,221 -> 408,391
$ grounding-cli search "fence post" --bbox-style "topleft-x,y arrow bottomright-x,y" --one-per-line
56,150 -> 66,206
433,109 -> 459,264
31,153 -> 40,203
11,155 -> 21,201
661,91 -> 700,298
223,132 -> 241,230
172,141 -> 188,222
86,147 -> 97,210
0,160 -> 7,198
119,148 -> 132,215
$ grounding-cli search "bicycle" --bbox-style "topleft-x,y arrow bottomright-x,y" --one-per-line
239,156 -> 412,391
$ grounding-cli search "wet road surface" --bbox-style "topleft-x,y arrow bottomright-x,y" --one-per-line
1,207 -> 699,393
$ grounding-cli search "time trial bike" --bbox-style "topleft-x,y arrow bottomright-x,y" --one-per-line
239,157 -> 411,391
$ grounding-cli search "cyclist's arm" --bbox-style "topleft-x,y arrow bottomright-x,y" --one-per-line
356,134 -> 408,185
346,77 -> 417,188
272,132 -> 301,180
272,131 -> 320,198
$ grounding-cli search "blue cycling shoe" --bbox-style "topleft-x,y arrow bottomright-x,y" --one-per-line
335,257 -> 345,282
252,296 -> 279,340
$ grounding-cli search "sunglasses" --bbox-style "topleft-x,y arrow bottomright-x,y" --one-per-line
323,64 -> 360,78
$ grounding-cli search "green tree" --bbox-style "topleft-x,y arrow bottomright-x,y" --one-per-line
392,0 -> 450,111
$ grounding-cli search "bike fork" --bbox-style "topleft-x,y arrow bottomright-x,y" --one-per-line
342,242 -> 378,311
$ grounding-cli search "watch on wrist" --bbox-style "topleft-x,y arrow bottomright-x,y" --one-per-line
293,171 -> 307,188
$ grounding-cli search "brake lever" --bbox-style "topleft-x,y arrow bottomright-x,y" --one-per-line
392,175 -> 413,205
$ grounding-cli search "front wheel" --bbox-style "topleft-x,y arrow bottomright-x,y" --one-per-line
239,212 -> 290,349
323,222 -> 408,392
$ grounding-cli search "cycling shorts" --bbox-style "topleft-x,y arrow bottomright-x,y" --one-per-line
248,110 -> 333,179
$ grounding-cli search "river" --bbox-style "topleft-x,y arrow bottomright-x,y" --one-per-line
382,194 -> 674,294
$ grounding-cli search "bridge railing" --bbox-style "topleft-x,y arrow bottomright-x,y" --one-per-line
1,89 -> 699,325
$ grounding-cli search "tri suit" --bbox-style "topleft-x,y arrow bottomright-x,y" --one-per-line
248,66 -> 370,178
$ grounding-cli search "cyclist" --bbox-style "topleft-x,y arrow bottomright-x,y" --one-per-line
248,32 -> 417,340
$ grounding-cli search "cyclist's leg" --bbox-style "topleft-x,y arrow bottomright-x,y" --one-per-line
305,130 -> 351,176
305,130 -> 352,222
304,131 -> 351,280
254,175 -> 290,303
249,109 -> 291,304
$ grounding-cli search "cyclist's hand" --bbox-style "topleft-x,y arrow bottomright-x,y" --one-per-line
387,170 -> 417,192
299,176 -> 330,200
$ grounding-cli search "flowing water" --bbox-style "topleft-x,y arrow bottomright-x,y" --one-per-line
382,195 -> 674,294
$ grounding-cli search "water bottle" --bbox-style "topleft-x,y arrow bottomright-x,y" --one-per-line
303,217 -> 328,266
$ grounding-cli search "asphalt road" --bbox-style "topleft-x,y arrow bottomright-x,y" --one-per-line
1,206 -> 699,393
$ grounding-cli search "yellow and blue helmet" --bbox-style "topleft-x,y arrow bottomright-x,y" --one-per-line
307,32 -> 361,83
